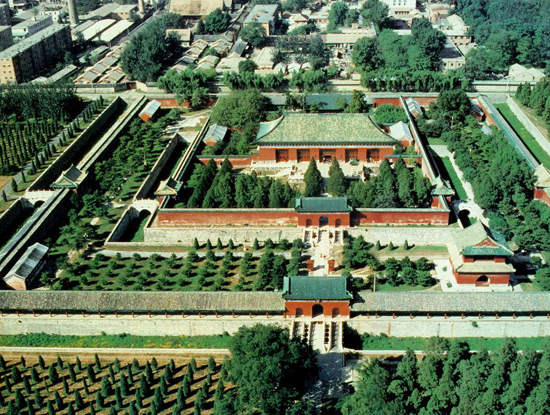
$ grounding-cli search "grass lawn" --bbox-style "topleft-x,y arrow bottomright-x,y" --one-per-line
371,245 -> 448,257
361,334 -> 550,351
441,157 -> 468,200
0,333 -> 231,349
495,103 -> 550,169
427,137 -> 447,145
519,279 -> 542,291
512,98 -> 549,138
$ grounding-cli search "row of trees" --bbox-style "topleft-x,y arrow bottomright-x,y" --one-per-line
120,14 -> 186,82
342,235 -> 434,287
0,84 -> 80,123
456,0 -> 550,71
196,8 -> 231,35
343,339 -> 550,415
0,98 -> 101,174
186,159 -> 300,208
348,158 -> 433,208
421,90 -> 550,250
516,80 -> 550,129
274,34 -> 330,70
157,68 -> 216,109
0,350 -> 225,415
352,19 -> 446,74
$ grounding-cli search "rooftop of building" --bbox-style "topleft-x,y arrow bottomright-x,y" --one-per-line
453,221 -> 513,257
256,112 -> 397,145
283,276 -> 352,300
0,24 -> 68,59
244,4 -> 279,24
295,197 -> 351,213
4,243 -> 48,282
12,14 -> 52,29
169,0 -> 228,17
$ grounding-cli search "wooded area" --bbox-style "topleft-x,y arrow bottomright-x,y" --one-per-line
343,338 -> 550,415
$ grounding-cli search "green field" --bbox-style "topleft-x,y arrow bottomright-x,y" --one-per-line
361,334 -> 550,350
495,103 -> 550,169
0,333 -> 231,349
441,157 -> 468,200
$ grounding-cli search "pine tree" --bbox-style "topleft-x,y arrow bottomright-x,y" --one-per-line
68,364 -> 76,382
15,389 -> 25,409
47,400 -> 55,415
114,386 -> 122,410
87,365 -> 95,383
95,392 -> 104,410
26,399 -> 34,415
2,190 -> 7,202
228,239 -> 235,250
11,178 -> 17,192
252,238 -> 260,250
304,157 -> 323,196
177,387 -> 186,408
208,356 -> 216,372
328,159 -> 347,196
33,389 -> 42,408
54,391 -> 63,410
135,388 -> 143,409
75,356 -> 82,372
403,240 -> 409,250
56,355 -> 63,369
67,403 -> 75,415
120,373 -> 129,396
388,242 -> 394,250
62,377 -> 69,394
94,353 -> 101,370
48,365 -> 59,385
20,356 -> 26,368
82,378 -> 90,395
74,390 -> 84,410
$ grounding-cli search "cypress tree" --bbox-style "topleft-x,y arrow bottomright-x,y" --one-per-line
47,401 -> 55,415
0,354 -> 5,370
62,377 -> 69,394
15,389 -> 25,409
100,376 -> 112,398
304,157 -> 323,197
74,389 -> 83,410
67,403 -> 74,415
375,240 -> 381,250
120,374 -> 129,396
176,386 -> 185,408
403,240 -> 409,250
109,364 -> 116,383
95,392 -> 103,410
153,387 -> 163,410
126,364 -> 133,383
75,356 -> 82,372
20,356 -> 26,368
160,376 -> 168,397
128,402 -> 138,415
109,406 -> 116,415
328,159 -> 347,196
5,376 -> 12,393
7,401 -> 17,415
89,402 -> 96,415
201,380 -> 208,396
82,378 -> 90,396
216,238 -> 223,249
54,391 -> 63,410
68,364 -> 76,382
228,239 -> 235,249
388,242 -> 394,250
48,365 -> 59,385
215,379 -> 224,401
114,386 -> 122,409
190,358 -> 197,373
26,399 -> 34,415
145,362 -> 153,385
181,376 -> 190,397
139,375 -> 148,397
23,376 -> 32,394
135,388 -> 143,409
38,355 -> 45,370
2,190 -> 7,202
11,366 -> 21,383
10,178 -> 17,192
56,355 -> 63,369
208,356 -> 216,372
252,238 -> 260,250
94,353 -> 101,370
33,389 -> 42,408
87,365 -> 95,383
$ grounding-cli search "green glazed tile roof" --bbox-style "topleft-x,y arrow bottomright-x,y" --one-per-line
453,221 -> 512,257
283,276 -> 352,300
295,197 -> 351,212
256,112 -> 398,145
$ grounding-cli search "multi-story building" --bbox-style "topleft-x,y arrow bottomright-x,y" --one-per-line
12,15 -> 54,38
0,3 -> 11,26
244,4 -> 279,35
0,25 -> 13,51
0,24 -> 71,83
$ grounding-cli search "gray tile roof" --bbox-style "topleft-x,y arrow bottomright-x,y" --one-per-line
352,292 -> 550,313
4,243 -> 48,282
283,276 -> 352,300
0,291 -> 286,312
256,113 -> 397,145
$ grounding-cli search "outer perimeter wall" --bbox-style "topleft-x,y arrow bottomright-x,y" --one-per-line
2,314 -> 550,338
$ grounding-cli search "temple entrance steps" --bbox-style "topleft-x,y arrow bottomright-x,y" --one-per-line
290,320 -> 344,353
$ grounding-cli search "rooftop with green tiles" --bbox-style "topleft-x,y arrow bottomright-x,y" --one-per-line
256,112 -> 398,145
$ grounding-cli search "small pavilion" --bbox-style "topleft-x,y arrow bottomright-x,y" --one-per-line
448,221 -> 515,286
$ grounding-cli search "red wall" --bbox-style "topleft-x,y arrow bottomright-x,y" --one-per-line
285,301 -> 350,318
254,147 -> 394,162
353,210 -> 450,225
403,96 -> 438,107
534,188 -> 550,207
156,210 -> 298,226
298,213 -> 350,227
373,98 -> 401,107
197,157 -> 253,167
155,209 -> 449,226
455,273 -> 510,285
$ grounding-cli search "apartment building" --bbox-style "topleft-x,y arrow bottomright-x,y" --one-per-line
0,24 -> 71,83
12,15 -> 54,38
0,25 -> 13,51
0,4 -> 11,26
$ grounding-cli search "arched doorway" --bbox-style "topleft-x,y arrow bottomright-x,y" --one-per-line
312,304 -> 324,317
476,275 -> 489,287
319,216 -> 329,227
305,219 -> 312,228
335,219 -> 342,228
458,210 -> 471,227
332,307 -> 341,318
295,307 -> 304,317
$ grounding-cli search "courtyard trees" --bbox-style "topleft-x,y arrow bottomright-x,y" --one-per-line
304,157 -> 323,196
239,23 -> 267,48
328,159 -> 347,196
226,324 -> 317,415
157,69 -> 216,109
120,14 -> 185,82
200,9 -> 231,34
